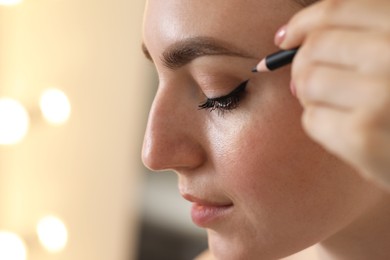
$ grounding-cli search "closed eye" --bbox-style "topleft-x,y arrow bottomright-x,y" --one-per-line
198,80 -> 249,113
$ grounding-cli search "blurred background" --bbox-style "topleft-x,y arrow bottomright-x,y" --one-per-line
0,0 -> 207,259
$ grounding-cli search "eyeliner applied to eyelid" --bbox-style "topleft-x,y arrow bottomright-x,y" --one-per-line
198,80 -> 249,112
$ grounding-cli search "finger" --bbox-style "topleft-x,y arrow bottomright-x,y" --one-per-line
301,105 -> 369,171
303,105 -> 390,190
301,105 -> 352,158
280,0 -> 390,49
295,28 -> 390,75
293,64 -> 390,111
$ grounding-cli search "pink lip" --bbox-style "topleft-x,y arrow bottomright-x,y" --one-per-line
181,194 -> 233,227
191,203 -> 233,227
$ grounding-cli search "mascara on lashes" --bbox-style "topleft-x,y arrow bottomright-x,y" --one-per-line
198,80 -> 249,111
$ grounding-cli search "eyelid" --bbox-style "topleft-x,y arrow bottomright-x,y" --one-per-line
198,79 -> 249,112
206,79 -> 249,100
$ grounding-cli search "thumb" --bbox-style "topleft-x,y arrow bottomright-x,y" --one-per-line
275,0 -> 326,49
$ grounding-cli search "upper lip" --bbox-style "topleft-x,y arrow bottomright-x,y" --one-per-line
181,193 -> 233,207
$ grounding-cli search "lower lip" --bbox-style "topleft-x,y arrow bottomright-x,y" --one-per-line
191,203 -> 233,227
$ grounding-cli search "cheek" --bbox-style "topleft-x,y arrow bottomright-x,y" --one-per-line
206,71 -> 381,251
207,70 -> 351,228
209,70 -> 307,184
224,92 -> 315,209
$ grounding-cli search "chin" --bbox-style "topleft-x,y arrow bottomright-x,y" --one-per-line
208,232 -> 270,260
209,238 -> 247,260
207,230 -> 314,260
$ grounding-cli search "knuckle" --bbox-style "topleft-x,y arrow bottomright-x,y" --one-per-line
304,31 -> 324,54
295,64 -> 318,97
302,66 -> 316,88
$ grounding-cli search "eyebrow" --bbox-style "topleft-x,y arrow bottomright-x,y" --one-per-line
141,36 -> 256,70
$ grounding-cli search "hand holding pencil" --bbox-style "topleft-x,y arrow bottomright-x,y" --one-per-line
260,0 -> 390,191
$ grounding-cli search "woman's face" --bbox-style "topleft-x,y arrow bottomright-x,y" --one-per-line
142,0 -> 381,259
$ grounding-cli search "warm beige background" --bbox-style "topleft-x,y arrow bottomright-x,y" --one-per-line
0,0 -> 152,259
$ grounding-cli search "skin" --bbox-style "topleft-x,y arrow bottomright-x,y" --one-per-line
142,0 -> 390,259
285,0 -> 390,192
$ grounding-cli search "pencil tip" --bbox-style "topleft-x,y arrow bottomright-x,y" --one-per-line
257,58 -> 269,72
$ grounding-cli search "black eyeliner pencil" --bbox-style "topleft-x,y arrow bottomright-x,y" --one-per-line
252,47 -> 299,72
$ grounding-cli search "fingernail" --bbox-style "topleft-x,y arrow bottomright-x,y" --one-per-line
274,25 -> 287,47
290,80 -> 297,97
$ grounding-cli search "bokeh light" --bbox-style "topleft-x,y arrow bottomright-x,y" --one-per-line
0,231 -> 27,260
39,89 -> 71,125
0,98 -> 30,145
37,216 -> 68,253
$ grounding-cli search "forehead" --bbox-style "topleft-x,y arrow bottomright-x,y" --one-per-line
143,0 -> 301,57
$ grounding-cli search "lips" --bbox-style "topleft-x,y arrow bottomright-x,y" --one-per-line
181,193 -> 233,228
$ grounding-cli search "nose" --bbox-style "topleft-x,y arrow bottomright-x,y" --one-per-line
142,81 -> 206,172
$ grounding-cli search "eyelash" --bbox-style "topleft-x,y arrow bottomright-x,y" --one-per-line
198,80 -> 249,113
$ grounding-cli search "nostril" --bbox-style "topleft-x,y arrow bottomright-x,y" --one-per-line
142,132 -> 206,172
